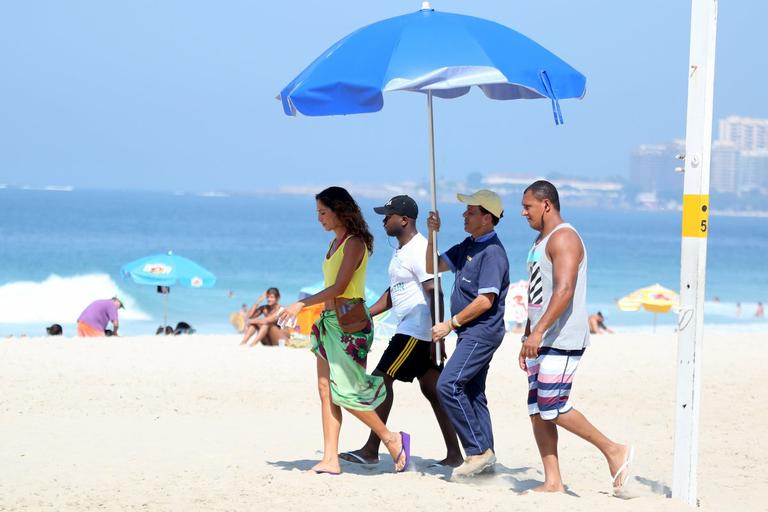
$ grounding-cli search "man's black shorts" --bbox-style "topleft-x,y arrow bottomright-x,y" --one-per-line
374,333 -> 441,382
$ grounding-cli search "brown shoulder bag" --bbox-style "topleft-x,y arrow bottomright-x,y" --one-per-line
334,299 -> 369,333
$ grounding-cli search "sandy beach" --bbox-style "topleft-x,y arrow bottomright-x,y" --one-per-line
1,331 -> 765,511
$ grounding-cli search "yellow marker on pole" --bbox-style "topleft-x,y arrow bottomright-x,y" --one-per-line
681,194 -> 709,238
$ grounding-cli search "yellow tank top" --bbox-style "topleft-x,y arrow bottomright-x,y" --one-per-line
322,235 -> 368,300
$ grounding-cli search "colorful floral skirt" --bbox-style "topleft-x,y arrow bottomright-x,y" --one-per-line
311,308 -> 386,411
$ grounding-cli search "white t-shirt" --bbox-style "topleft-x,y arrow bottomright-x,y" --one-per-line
388,233 -> 433,341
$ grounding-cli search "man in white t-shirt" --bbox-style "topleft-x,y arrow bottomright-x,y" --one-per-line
339,195 -> 462,467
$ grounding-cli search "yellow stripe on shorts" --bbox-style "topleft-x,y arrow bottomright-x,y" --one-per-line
387,337 -> 417,377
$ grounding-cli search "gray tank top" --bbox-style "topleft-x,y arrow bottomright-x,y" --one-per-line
526,223 -> 589,350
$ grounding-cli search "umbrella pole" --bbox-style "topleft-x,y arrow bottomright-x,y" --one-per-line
164,292 -> 169,328
427,91 -> 441,362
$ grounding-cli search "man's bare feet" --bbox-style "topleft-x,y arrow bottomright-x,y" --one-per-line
607,444 -> 631,487
608,444 -> 635,492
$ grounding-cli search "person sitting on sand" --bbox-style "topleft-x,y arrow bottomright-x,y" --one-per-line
588,311 -> 614,334
77,297 -> 123,337
240,288 -> 289,347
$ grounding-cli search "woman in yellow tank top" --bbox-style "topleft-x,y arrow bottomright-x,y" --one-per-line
279,186 -> 410,475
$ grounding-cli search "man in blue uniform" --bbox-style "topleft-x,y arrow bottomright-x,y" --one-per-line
427,189 -> 510,479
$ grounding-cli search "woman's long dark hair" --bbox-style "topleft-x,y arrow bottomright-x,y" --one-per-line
316,186 -> 374,254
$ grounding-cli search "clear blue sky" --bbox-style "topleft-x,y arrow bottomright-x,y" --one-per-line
0,1 -> 764,191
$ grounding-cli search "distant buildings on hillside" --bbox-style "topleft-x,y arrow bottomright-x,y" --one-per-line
276,116 -> 768,213
483,175 -> 624,208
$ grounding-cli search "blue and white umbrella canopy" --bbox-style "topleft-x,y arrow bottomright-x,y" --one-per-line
280,4 -> 586,124
121,251 -> 216,289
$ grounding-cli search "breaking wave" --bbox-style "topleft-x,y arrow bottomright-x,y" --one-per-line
0,274 -> 149,324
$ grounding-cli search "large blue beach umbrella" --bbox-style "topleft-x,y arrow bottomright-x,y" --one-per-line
121,251 -> 216,326
279,2 -> 586,358
280,3 -> 586,119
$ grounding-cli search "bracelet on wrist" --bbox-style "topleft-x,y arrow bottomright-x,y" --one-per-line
451,315 -> 462,329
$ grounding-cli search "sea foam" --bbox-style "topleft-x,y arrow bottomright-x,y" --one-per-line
0,274 -> 149,323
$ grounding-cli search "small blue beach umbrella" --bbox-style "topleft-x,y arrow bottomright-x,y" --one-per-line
121,251 -> 216,326
280,2 -> 586,359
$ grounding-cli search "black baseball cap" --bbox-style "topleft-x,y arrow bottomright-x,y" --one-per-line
373,195 -> 419,219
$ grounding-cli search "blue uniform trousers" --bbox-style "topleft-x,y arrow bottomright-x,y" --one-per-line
436,337 -> 499,456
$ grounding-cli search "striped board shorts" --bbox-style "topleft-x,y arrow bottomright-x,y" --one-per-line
526,346 -> 585,420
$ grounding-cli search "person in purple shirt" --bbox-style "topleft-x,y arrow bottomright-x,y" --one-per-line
77,297 -> 124,337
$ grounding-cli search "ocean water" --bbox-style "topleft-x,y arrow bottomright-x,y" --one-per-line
1,188 -> 766,336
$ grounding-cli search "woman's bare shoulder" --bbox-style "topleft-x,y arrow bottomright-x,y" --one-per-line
344,235 -> 365,251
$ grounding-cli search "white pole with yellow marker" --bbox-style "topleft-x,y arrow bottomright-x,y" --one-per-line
672,0 -> 718,506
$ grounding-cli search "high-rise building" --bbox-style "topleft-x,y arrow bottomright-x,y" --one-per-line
718,116 -> 768,151
631,117 -> 768,199
739,150 -> 768,192
711,116 -> 768,194
711,141 -> 739,193
629,140 -> 684,197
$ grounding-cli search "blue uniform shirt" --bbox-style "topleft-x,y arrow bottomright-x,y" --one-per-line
441,231 -> 509,344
